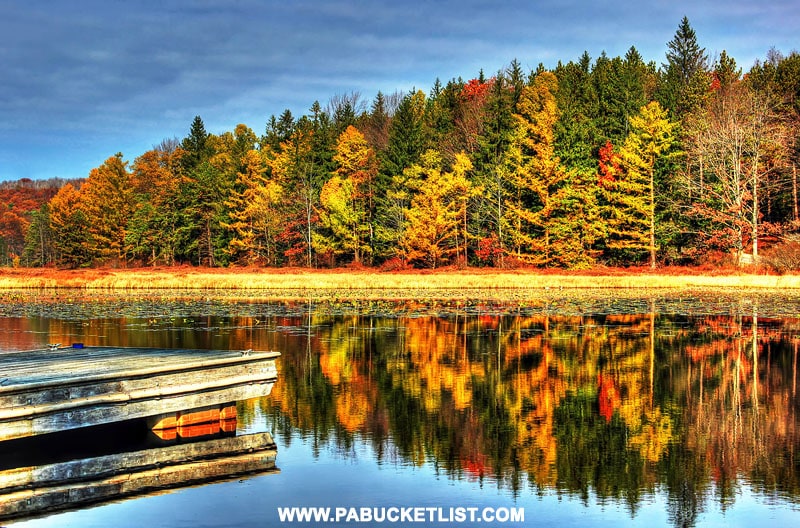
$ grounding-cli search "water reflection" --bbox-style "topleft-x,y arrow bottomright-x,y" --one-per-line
1,299 -> 799,526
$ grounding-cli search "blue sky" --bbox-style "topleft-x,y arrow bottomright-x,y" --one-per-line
0,0 -> 797,181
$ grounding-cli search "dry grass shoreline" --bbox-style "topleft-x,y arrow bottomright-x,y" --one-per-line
1,266 -> 799,291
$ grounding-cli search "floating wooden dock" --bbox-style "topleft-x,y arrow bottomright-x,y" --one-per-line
0,346 -> 280,441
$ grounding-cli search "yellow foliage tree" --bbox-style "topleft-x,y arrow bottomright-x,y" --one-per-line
315,125 -> 377,264
226,149 -> 285,265
616,101 -> 676,268
400,150 -> 478,268
80,154 -> 136,265
505,71 -> 568,265
48,183 -> 90,267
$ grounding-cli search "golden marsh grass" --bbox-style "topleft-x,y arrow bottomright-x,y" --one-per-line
1,267 -> 800,293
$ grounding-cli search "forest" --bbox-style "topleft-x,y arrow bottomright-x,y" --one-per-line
3,17 -> 800,270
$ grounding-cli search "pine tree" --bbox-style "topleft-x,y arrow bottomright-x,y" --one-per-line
23,204 -> 54,266
659,16 -> 709,119
554,52 -> 598,171
181,116 -> 211,170
474,72 -> 516,266
381,90 -> 427,180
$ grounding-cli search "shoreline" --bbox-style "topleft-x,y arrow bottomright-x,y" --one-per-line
1,267 -> 799,291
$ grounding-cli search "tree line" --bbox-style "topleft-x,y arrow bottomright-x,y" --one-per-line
10,18 -> 800,269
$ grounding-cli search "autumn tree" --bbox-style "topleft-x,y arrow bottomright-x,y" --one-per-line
225,149 -> 285,265
361,91 -> 393,154
547,168 -> 605,268
48,183 -> 90,267
375,90 -> 428,259
505,71 -> 568,265
268,108 -> 334,267
80,154 -> 136,265
400,150 -> 477,268
684,80 -> 786,263
314,175 -> 363,265
127,142 -> 184,265
453,76 -> 494,156
315,126 -> 377,265
609,102 -> 677,267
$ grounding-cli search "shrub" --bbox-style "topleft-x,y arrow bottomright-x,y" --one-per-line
761,242 -> 800,273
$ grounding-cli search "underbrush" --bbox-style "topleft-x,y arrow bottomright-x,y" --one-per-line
761,242 -> 800,273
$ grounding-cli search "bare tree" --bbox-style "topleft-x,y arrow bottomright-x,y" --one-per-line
684,82 -> 787,264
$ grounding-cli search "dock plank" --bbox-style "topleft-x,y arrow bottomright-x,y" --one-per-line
0,347 -> 279,391
0,432 -> 278,521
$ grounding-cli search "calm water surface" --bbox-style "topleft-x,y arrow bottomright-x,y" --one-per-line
1,291 -> 800,527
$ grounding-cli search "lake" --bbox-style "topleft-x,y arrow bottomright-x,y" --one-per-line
1,290 -> 800,527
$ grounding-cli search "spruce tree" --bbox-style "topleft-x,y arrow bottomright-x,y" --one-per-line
659,16 -> 709,119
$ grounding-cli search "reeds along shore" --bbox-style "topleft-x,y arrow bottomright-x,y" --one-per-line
1,268 -> 800,291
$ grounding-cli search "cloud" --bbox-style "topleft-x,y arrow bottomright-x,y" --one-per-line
0,0 -> 797,179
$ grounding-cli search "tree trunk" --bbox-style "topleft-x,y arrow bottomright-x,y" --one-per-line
793,163 -> 798,223
752,164 -> 759,261
650,167 -> 656,269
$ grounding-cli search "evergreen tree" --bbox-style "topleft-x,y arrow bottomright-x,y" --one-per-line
474,71 -> 517,265
128,145 -> 185,265
380,90 -> 427,180
181,115 -> 211,170
712,50 -> 742,94
659,16 -> 709,119
178,159 -> 233,266
554,52 -> 598,171
23,204 -> 54,266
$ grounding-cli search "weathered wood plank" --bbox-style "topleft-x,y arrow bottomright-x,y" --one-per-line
0,347 -> 280,392
0,432 -> 276,493
0,361 -> 278,416
0,443 -> 278,521
1,381 -> 275,441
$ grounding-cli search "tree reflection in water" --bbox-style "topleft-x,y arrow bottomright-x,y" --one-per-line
255,305 -> 800,524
